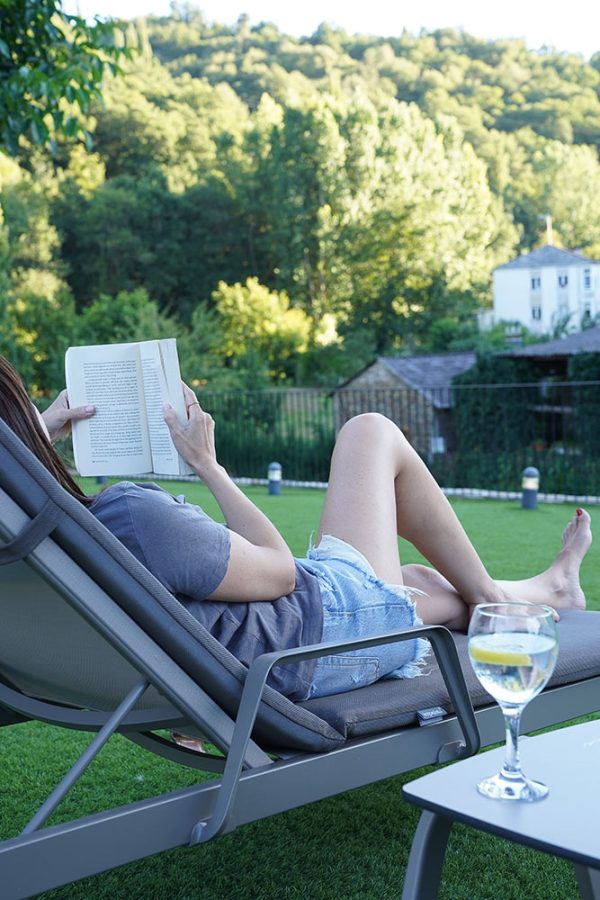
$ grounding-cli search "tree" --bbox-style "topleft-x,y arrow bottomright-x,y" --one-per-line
0,0 -> 129,154
242,95 -> 364,322
55,173 -> 182,308
340,103 -> 517,354
76,287 -> 180,346
212,277 -> 311,381
1,287 -> 78,395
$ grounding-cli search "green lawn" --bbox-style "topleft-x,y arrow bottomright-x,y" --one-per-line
3,487 -> 598,899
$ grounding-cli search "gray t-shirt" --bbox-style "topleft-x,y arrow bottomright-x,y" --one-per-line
90,482 -> 323,699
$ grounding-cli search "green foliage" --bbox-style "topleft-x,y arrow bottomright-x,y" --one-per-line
568,353 -> 600,457
0,0 -> 130,154
439,353 -> 600,494
199,388 -> 335,480
0,150 -> 79,394
452,356 -> 547,453
0,288 -> 78,395
3,11 -> 600,394
176,300 -> 229,389
212,277 -> 311,380
568,352 -> 600,382
76,287 -> 180,345
431,445 -> 600,495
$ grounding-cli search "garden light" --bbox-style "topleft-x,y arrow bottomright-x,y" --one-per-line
521,466 -> 539,510
268,461 -> 282,496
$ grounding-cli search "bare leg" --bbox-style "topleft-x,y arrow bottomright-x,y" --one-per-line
495,509 -> 591,610
317,415 -> 591,628
318,414 -> 499,604
403,506 -> 591,629
401,565 -> 469,630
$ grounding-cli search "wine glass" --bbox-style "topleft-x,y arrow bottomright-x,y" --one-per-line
468,602 -> 558,801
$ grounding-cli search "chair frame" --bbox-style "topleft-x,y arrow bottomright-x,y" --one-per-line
1,429 -> 599,898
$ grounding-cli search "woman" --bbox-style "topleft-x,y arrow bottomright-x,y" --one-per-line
0,355 -> 592,700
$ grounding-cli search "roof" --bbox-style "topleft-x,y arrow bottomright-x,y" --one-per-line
506,325 -> 600,358
496,244 -> 600,271
339,352 -> 476,408
379,352 -> 476,390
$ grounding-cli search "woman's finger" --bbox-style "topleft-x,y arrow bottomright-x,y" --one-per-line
64,404 -> 96,421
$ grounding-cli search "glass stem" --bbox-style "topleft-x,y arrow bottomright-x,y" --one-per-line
501,706 -> 523,778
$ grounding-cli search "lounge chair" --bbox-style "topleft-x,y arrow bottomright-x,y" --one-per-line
0,417 -> 599,899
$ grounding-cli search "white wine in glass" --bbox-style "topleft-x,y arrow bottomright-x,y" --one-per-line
468,602 -> 558,801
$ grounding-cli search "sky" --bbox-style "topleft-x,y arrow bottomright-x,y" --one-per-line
67,0 -> 600,60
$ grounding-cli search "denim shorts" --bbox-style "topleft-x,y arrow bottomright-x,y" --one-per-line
300,535 -> 430,700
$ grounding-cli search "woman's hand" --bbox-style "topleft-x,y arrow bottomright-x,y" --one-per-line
163,383 -> 219,478
42,390 -> 96,445
164,382 -> 295,600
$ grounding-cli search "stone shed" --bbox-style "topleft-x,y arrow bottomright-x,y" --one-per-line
334,353 -> 476,458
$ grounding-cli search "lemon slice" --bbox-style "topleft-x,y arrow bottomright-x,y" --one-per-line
469,644 -> 532,666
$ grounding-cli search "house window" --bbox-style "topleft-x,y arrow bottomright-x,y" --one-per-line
584,268 -> 592,291
558,274 -> 568,288
531,306 -> 542,320
530,275 -> 541,290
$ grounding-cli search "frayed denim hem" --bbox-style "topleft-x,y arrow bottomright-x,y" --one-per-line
383,636 -> 431,680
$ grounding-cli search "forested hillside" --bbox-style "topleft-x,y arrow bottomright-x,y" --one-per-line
2,5 -> 600,394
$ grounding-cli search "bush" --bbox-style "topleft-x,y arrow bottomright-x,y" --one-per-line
200,389 -> 335,481
452,355 -> 547,454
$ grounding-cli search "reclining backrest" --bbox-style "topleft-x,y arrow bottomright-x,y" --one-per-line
0,547 -> 174,712
0,419 -> 346,752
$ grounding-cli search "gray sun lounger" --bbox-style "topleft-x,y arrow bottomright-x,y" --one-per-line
0,417 -> 599,899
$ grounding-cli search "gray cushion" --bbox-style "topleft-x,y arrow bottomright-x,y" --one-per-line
300,609 -> 600,739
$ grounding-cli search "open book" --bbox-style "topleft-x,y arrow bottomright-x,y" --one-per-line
65,338 -> 193,477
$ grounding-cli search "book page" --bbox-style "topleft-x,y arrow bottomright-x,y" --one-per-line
138,339 -> 190,475
66,344 -> 152,476
157,338 -> 194,475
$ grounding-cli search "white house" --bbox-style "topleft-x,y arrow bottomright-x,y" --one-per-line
488,245 -> 600,336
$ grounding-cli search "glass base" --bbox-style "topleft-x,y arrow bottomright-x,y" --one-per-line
477,770 -> 549,802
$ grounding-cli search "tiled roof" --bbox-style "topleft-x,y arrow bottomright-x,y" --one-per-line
496,244 -> 600,271
379,352 -> 476,407
506,326 -> 600,357
379,352 -> 476,388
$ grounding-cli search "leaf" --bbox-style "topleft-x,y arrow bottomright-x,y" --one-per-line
76,87 -> 89,110
30,118 -> 49,145
2,128 -> 19,157
64,117 -> 79,138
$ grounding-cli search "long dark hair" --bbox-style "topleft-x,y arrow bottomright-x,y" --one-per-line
0,356 -> 93,506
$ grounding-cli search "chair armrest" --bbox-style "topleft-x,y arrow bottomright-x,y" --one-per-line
190,624 -> 479,845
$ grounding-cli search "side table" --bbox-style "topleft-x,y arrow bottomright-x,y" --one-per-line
402,718 -> 600,900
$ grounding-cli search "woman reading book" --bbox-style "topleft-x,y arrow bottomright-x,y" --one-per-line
0,354 -> 592,700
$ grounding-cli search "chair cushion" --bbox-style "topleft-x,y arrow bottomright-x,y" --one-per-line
299,609 -> 600,739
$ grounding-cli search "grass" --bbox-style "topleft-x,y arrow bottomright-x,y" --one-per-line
3,486 -> 598,899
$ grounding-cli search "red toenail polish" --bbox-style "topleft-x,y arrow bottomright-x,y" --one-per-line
576,509 -> 583,516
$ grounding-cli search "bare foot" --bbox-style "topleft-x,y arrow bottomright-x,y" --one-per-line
547,509 -> 592,610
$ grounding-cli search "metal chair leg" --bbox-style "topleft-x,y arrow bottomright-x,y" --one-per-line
574,864 -> 600,900
401,810 -> 452,900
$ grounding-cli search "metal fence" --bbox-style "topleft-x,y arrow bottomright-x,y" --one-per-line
199,381 -> 600,495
